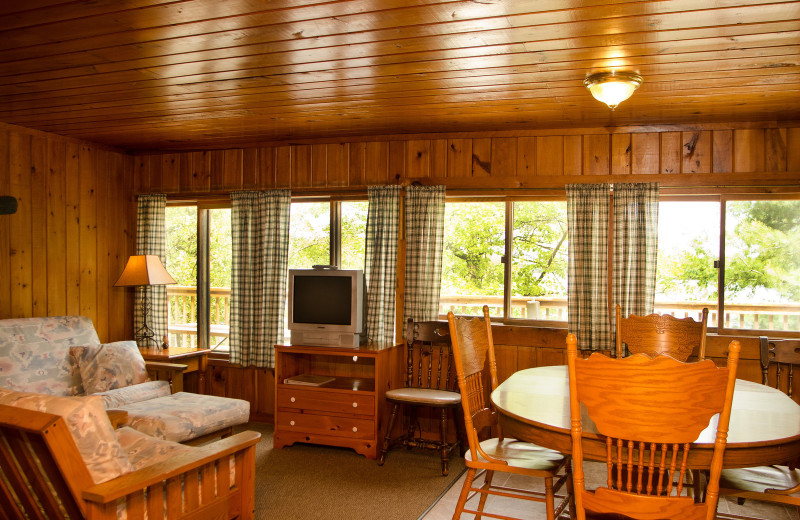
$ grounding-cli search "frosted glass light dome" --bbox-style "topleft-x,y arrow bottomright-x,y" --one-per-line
584,72 -> 643,110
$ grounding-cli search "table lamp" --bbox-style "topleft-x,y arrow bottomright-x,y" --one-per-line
114,254 -> 176,348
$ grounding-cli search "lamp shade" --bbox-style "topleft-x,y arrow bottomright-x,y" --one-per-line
114,255 -> 177,287
584,71 -> 643,110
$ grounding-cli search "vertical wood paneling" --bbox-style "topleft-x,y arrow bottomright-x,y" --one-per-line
0,125 -> 134,341
681,131 -> 711,174
79,144 -> 98,326
223,149 -> 243,189
788,128 -> 800,172
536,136 -> 563,175
388,141 -> 405,182
471,138 -> 491,176
712,130 -> 733,174
30,136 -> 48,317
660,132 -> 681,174
734,129 -> 765,173
147,154 -> 162,192
631,133 -> 659,174
242,148 -> 258,189
192,151 -> 211,192
326,142 -> 348,187
430,139 -> 447,177
348,142 -> 366,187
293,145 -> 312,188
407,140 -> 430,179
0,131 -> 9,318
208,150 -> 225,191
65,143 -> 81,316
257,147 -> 276,188
491,138 -> 516,177
161,153 -> 179,193
9,132 -> 32,318
46,139 -> 67,316
765,128 -> 787,172
365,142 -> 389,184
583,134 -> 609,175
275,146 -> 292,188
563,135 -> 582,175
446,139 -> 471,177
517,136 -> 536,178
610,133 -> 631,175
311,144 -> 327,188
178,151 -> 193,191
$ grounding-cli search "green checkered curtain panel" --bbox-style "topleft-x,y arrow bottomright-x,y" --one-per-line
404,185 -> 445,325
230,190 -> 291,368
365,185 -> 401,348
613,182 -> 659,355
135,194 -> 169,344
567,184 -> 611,350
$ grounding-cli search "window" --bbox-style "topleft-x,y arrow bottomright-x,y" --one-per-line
439,200 -> 568,322
165,205 -> 198,348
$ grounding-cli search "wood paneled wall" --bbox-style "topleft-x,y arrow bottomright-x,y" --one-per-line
133,125 -> 800,193
0,123 -> 134,342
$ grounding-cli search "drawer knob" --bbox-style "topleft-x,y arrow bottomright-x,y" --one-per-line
290,396 -> 296,403
290,420 -> 295,426
352,426 -> 358,432
352,402 -> 358,408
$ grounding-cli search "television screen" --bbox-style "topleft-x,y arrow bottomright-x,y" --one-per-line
292,275 -> 352,325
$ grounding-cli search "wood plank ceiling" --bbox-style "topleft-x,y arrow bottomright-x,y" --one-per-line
0,0 -> 798,152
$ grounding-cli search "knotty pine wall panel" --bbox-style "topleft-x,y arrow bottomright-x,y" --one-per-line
132,126 -> 800,195
0,123 -> 134,343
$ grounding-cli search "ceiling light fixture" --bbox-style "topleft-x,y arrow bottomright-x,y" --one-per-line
584,71 -> 643,110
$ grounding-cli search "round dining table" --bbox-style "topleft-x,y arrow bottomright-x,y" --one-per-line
491,365 -> 800,469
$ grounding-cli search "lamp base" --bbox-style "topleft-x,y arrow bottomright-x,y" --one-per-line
136,291 -> 162,350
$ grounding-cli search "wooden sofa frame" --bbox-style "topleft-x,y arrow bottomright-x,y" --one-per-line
0,404 -> 260,520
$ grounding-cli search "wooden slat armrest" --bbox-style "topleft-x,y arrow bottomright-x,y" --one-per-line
105,409 -> 128,428
82,430 -> 261,504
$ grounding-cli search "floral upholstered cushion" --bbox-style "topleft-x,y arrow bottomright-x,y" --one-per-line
70,341 -> 148,394
0,316 -> 100,396
118,391 -> 250,443
93,380 -> 171,408
0,388 -> 132,484
115,426 -> 192,470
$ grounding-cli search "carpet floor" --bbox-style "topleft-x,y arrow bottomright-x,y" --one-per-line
238,422 -> 466,520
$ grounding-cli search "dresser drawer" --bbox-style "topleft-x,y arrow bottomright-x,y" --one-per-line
278,387 -> 374,415
278,411 -> 374,440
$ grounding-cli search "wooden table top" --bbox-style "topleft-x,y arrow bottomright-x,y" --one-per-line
139,346 -> 211,361
491,365 -> 800,469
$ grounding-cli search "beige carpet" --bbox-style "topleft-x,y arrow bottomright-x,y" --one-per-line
238,422 -> 466,520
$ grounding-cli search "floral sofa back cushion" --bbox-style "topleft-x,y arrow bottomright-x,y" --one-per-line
0,316 -> 100,396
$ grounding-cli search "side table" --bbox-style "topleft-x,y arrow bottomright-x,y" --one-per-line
140,346 -> 211,394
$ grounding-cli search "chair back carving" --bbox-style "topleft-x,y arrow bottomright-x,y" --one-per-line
760,336 -> 800,398
615,304 -> 709,361
447,307 -> 498,451
405,319 -> 456,392
567,334 -> 740,520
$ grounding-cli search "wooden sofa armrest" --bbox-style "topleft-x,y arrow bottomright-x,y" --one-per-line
145,361 -> 188,393
82,430 -> 261,519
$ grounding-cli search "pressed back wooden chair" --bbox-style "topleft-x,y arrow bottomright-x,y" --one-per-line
567,333 -> 740,520
0,403 -> 260,519
448,306 -> 571,520
615,304 -> 709,360
718,337 -> 800,518
377,319 -> 462,475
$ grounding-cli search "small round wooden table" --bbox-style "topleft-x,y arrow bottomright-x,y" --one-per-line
491,365 -> 800,469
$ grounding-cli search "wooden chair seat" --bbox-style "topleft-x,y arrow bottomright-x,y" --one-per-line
385,387 -> 462,406
720,466 -> 800,500
464,438 -> 567,473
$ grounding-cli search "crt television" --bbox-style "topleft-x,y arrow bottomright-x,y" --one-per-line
288,268 -> 365,348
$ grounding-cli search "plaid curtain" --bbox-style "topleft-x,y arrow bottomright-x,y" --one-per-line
365,185 -> 401,348
613,182 -> 659,354
404,185 -> 445,325
567,184 -> 611,350
135,194 -> 168,343
229,190 -> 291,368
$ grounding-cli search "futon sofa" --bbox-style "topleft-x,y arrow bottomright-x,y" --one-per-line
0,315 -> 250,443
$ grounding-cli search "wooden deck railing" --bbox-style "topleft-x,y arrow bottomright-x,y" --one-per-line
167,287 -> 800,346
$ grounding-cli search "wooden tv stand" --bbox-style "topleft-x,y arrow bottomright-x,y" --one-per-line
273,343 -> 401,459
